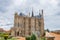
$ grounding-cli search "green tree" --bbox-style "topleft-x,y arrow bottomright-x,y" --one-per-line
46,29 -> 49,32
31,34 -> 36,40
3,33 -> 9,40
4,35 -> 8,40
26,34 -> 36,40
26,37 -> 30,40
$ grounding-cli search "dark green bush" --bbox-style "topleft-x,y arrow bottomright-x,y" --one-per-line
31,34 -> 36,40
26,34 -> 36,40
26,37 -> 31,40
4,35 -> 8,40
40,37 -> 46,40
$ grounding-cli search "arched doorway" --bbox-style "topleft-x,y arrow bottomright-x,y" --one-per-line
17,31 -> 19,36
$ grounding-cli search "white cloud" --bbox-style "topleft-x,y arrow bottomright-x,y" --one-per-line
12,0 -> 26,6
0,0 -> 60,30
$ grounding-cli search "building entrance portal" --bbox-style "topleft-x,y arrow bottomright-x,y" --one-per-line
17,31 -> 19,36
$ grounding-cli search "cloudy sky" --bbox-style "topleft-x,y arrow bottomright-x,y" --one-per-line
0,0 -> 60,31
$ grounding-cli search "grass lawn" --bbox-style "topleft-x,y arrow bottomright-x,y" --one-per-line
0,37 -> 17,40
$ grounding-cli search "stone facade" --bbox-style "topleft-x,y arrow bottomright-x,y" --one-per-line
11,10 -> 44,37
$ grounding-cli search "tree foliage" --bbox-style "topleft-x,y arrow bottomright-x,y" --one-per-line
0,32 -> 9,40
31,34 -> 36,40
26,37 -> 31,40
26,34 -> 36,40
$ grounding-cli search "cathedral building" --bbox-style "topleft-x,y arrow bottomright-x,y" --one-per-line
11,10 -> 44,37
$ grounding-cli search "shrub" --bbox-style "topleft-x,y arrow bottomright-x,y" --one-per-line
26,34 -> 36,40
3,35 -> 9,40
26,37 -> 31,40
40,37 -> 46,40
31,34 -> 36,40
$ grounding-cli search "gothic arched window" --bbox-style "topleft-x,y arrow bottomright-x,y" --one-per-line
18,23 -> 19,27
38,22 -> 41,26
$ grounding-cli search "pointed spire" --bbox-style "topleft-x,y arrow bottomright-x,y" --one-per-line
42,9 -> 43,15
15,12 -> 18,16
15,12 -> 18,18
29,12 -> 30,17
28,12 -> 30,17
32,11 -> 34,17
39,10 -> 41,16
32,8 -> 34,17
41,9 -> 44,18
